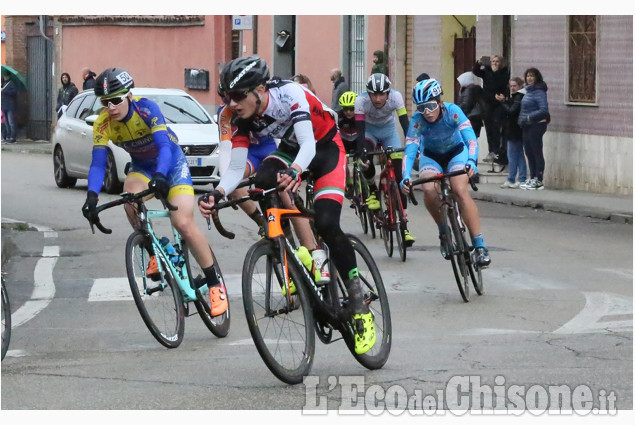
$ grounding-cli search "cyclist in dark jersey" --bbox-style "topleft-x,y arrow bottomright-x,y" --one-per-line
337,91 -> 361,198
198,57 -> 376,354
82,67 -> 228,316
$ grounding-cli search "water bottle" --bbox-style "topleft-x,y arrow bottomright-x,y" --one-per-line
159,237 -> 182,265
311,247 -> 330,285
295,246 -> 314,273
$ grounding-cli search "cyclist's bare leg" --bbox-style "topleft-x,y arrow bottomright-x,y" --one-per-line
168,193 -> 214,269
449,174 -> 481,237
421,178 -> 443,225
122,175 -> 153,229
279,190 -> 316,251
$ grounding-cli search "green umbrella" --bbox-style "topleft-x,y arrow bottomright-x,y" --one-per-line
1,65 -> 27,90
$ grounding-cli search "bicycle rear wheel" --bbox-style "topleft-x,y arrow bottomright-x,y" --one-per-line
182,241 -> 231,338
1,277 -> 11,360
242,239 -> 315,384
126,231 -> 185,348
342,234 -> 392,369
390,182 -> 407,262
444,204 -> 470,302
378,188 -> 393,257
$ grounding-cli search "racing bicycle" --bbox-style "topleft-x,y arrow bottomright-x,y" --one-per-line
1,272 -> 10,360
87,189 -> 230,348
210,178 -> 392,384
406,167 -> 483,302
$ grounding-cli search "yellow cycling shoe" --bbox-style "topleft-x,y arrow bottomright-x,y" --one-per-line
404,230 -> 415,247
353,312 -> 376,354
365,194 -> 380,211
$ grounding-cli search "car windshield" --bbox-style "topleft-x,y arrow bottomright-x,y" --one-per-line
142,94 -> 212,125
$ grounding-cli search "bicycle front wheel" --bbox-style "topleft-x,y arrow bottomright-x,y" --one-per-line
182,241 -> 231,338
126,231 -> 185,348
390,182 -> 407,262
444,205 -> 470,302
342,234 -> 392,369
1,277 -> 11,360
378,188 -> 393,257
242,239 -> 315,385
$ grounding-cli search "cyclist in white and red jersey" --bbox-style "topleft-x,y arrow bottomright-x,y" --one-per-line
355,73 -> 415,246
198,57 -> 376,354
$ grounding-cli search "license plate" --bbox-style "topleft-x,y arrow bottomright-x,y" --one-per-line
187,158 -> 202,167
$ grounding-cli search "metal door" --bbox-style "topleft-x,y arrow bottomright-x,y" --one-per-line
453,27 -> 476,103
27,35 -> 53,140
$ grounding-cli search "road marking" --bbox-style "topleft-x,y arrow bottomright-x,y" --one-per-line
553,292 -> 632,334
88,274 -> 244,301
594,268 -> 632,279
11,251 -> 58,328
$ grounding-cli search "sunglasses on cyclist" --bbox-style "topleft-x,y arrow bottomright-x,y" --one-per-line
222,90 -> 250,104
100,94 -> 128,108
342,107 -> 354,112
417,101 -> 439,113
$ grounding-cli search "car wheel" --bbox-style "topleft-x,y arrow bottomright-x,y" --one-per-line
53,146 -> 77,189
103,150 -> 123,194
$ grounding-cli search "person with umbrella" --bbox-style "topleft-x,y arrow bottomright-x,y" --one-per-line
1,70 -> 20,144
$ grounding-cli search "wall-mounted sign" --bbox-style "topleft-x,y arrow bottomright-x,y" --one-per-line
232,15 -> 253,31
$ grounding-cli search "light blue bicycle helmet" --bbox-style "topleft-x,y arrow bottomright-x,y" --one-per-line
412,79 -> 442,104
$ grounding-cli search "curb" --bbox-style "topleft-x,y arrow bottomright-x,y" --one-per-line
472,191 -> 633,223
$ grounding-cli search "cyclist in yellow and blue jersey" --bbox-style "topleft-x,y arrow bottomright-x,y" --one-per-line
81,67 -> 228,316
400,79 -> 491,268
354,73 -> 415,246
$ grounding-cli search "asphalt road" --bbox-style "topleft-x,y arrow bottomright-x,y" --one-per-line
1,151 -> 632,415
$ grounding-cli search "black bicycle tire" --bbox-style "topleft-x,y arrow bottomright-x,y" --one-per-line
1,278 -> 11,361
464,223 -> 484,296
362,175 -> 377,239
390,182 -> 407,262
183,241 -> 231,338
445,205 -> 470,302
125,231 -> 185,348
242,239 -> 315,385
378,187 -> 393,257
352,167 -> 369,235
341,234 -> 392,369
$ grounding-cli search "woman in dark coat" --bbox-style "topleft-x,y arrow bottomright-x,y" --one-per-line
56,72 -> 79,118
496,77 -> 527,188
518,68 -> 550,190
472,55 -> 510,164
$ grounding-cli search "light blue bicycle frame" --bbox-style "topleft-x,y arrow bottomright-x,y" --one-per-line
142,209 -> 209,303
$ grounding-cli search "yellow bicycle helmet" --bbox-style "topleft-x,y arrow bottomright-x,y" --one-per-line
338,91 -> 357,108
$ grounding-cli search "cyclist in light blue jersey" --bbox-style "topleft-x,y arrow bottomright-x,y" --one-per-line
400,79 -> 491,267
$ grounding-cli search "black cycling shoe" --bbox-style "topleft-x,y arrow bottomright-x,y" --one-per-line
474,246 -> 491,268
439,234 -> 451,260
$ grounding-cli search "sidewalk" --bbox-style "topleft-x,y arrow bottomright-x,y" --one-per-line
2,138 -> 633,224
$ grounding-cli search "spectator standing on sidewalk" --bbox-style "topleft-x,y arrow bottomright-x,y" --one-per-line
472,55 -> 510,165
371,50 -> 388,75
518,68 -> 550,190
81,67 -> 97,91
496,77 -> 527,188
330,68 -> 349,112
56,72 -> 79,118
1,72 -> 19,144
457,71 -> 487,138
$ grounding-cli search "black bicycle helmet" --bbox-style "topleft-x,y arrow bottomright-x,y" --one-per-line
94,67 -> 135,97
366,73 -> 391,94
220,56 -> 270,92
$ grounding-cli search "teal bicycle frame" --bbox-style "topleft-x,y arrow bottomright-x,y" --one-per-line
141,208 -> 209,303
